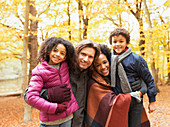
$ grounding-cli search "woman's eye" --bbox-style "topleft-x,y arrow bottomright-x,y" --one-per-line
61,52 -> 65,55
103,61 -> 107,64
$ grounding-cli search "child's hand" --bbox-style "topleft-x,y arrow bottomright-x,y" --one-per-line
48,84 -> 71,103
148,102 -> 156,113
55,102 -> 68,114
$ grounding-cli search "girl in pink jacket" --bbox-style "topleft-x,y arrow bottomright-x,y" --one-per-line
27,37 -> 79,127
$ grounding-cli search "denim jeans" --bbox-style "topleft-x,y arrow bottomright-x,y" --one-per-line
39,119 -> 72,127
128,97 -> 143,127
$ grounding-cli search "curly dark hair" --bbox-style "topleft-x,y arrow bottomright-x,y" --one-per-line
109,27 -> 130,45
38,37 -> 78,69
88,43 -> 111,77
99,43 -> 111,63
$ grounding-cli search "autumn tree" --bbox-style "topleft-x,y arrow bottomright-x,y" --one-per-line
143,0 -> 159,91
67,0 -> 71,40
28,0 -> 39,81
157,1 -> 170,84
124,0 -> 146,56
102,0 -> 123,27
0,1 -> 24,62
23,0 -> 31,122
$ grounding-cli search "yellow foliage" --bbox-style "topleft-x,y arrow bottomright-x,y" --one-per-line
164,0 -> 170,7
29,14 -> 42,22
0,0 -> 169,80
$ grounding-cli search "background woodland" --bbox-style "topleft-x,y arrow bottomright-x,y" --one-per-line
0,0 -> 169,122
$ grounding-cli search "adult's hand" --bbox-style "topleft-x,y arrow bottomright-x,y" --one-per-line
148,101 -> 156,113
48,84 -> 71,103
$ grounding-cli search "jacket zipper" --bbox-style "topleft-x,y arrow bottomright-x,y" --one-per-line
58,69 -> 68,116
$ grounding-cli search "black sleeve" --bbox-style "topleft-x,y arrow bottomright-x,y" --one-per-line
24,86 -> 48,104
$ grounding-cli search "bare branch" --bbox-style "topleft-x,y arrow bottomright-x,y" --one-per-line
15,11 -> 24,26
158,11 -> 165,24
104,15 -> 119,26
0,22 -> 23,31
38,3 -> 51,17
124,0 -> 136,17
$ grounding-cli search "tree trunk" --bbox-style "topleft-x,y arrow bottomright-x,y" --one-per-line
139,30 -> 145,56
28,0 -> 38,81
118,0 -> 122,27
23,0 -> 39,122
78,0 -> 83,41
23,0 -> 31,122
167,31 -> 170,85
144,0 -> 159,91
82,3 -> 90,39
67,0 -> 71,40
137,15 -> 146,57
124,0 -> 146,56
83,16 -> 88,39
159,14 -> 170,84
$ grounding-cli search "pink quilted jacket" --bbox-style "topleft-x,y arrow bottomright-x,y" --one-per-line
27,60 -> 79,122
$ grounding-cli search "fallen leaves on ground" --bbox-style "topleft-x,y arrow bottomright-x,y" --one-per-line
0,85 -> 169,127
143,85 -> 170,127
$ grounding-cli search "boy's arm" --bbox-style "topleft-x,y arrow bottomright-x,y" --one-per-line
137,57 -> 157,102
131,78 -> 147,96
136,57 -> 157,113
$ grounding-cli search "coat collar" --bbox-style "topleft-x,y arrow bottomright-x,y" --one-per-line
92,71 -> 110,87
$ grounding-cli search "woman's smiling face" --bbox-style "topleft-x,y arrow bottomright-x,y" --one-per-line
94,53 -> 110,76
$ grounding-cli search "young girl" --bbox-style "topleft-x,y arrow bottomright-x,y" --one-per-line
27,37 -> 79,127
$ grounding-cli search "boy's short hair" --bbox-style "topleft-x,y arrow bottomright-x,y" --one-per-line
109,27 -> 130,44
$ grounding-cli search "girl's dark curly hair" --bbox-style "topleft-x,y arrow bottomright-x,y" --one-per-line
38,37 -> 78,69
109,27 -> 130,45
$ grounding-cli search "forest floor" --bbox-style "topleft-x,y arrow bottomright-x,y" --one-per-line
0,84 -> 169,127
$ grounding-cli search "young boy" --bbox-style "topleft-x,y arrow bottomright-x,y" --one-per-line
109,27 -> 157,127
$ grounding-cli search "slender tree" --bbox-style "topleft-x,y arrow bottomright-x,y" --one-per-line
23,0 -> 51,121
144,0 -> 159,91
67,0 -> 71,40
23,0 -> 31,122
78,0 -> 83,41
158,12 -> 170,84
124,0 -> 146,56
28,0 -> 39,81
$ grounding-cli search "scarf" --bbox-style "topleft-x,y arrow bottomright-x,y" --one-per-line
87,72 -> 131,127
111,47 -> 132,93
